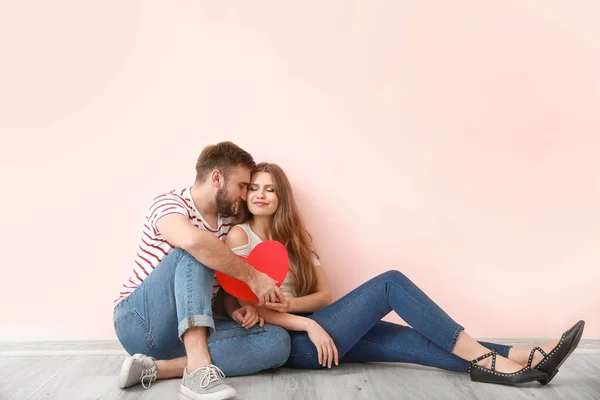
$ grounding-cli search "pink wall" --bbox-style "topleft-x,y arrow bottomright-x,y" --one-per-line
0,1 -> 598,340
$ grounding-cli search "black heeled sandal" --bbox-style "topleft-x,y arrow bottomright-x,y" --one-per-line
528,320 -> 585,385
469,350 -> 547,385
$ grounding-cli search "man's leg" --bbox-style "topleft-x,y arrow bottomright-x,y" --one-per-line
116,248 -> 230,397
163,317 -> 291,377
171,249 -> 216,372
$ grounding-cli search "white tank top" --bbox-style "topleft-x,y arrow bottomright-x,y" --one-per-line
230,223 -> 320,298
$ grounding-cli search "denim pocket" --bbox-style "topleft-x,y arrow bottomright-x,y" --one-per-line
114,310 -> 155,355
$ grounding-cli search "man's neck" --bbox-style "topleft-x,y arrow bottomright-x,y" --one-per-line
190,183 -> 218,220
250,216 -> 274,241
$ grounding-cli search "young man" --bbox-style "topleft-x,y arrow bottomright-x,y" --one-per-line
113,142 -> 289,400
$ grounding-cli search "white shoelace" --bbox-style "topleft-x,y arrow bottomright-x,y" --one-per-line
140,366 -> 158,389
197,364 -> 226,388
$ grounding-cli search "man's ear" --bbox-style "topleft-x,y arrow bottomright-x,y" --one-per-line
210,169 -> 223,188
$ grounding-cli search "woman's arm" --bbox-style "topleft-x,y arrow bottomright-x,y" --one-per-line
224,227 -> 331,313
240,299 -> 312,331
265,264 -> 332,314
239,298 -> 339,368
286,265 -> 332,313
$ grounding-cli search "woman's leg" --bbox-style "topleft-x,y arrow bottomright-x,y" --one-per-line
286,270 -> 524,373
340,321 -> 511,373
165,317 -> 291,377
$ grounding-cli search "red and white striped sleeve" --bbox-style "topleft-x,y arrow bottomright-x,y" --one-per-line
147,193 -> 189,234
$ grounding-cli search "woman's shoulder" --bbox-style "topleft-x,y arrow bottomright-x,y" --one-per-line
225,224 -> 250,248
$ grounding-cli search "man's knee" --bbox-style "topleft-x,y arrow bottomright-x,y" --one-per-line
171,248 -> 213,276
171,247 -> 197,264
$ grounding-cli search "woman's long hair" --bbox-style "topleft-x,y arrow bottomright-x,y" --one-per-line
247,163 -> 318,296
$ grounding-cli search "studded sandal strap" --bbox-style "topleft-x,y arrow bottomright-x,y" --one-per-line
469,350 -> 498,371
526,346 -> 547,368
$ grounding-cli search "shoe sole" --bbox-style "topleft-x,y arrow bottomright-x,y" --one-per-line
119,355 -> 137,389
470,369 -> 547,386
179,385 -> 237,400
537,322 -> 585,385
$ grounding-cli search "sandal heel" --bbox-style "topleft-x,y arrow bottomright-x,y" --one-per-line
538,369 -> 559,385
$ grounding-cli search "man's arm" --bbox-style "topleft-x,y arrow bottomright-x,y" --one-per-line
156,214 -> 281,304
269,265 -> 332,314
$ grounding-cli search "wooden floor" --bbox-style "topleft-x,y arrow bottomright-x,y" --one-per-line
1,355 -> 599,399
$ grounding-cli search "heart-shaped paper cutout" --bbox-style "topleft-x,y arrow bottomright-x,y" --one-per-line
216,240 -> 289,302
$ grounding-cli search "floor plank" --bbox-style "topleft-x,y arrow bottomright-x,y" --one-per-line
0,354 -> 597,399
0,356 -> 66,400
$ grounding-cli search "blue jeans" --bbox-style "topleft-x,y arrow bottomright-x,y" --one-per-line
113,248 -> 291,376
285,270 -> 511,373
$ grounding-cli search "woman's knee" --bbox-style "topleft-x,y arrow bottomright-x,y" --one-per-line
379,269 -> 407,283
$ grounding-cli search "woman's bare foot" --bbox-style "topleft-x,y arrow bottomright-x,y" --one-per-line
476,353 -> 528,373
508,339 -> 560,368
453,331 -> 531,373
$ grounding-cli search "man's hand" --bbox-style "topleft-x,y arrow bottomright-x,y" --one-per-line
247,270 -> 282,306
231,304 -> 264,329
265,292 -> 294,313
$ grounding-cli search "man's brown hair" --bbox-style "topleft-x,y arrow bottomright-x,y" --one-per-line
195,141 -> 255,183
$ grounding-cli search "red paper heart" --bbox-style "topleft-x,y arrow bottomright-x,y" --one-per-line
216,240 -> 289,302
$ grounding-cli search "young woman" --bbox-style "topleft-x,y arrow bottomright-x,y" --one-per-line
224,162 -> 585,386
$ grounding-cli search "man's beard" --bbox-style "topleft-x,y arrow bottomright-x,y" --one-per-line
216,187 -> 239,216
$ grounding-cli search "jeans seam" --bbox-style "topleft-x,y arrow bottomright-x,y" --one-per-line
312,289 -> 376,328
385,279 -> 464,350
186,254 -> 193,332
354,338 -> 460,362
387,279 -> 447,325
114,309 -> 156,355
288,351 -> 320,365
208,330 -> 265,345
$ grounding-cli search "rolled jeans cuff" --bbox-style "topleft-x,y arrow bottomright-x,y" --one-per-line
178,314 -> 215,341
447,325 -> 465,353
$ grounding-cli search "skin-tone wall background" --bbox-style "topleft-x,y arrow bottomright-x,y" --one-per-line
0,1 -> 598,340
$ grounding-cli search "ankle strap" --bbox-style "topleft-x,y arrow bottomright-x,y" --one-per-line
469,350 -> 498,371
526,346 -> 547,368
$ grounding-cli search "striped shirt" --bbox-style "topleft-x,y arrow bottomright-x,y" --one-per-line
115,187 -> 235,305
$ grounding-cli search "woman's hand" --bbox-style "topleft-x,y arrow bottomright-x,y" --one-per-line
265,292 -> 294,313
306,320 -> 338,368
231,304 -> 264,329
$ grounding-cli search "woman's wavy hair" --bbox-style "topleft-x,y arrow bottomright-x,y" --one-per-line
242,163 -> 318,296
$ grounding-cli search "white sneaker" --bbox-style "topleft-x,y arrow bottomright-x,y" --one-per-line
119,353 -> 158,389
179,364 -> 237,400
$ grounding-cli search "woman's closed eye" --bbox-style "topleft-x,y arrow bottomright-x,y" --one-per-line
249,186 -> 275,192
